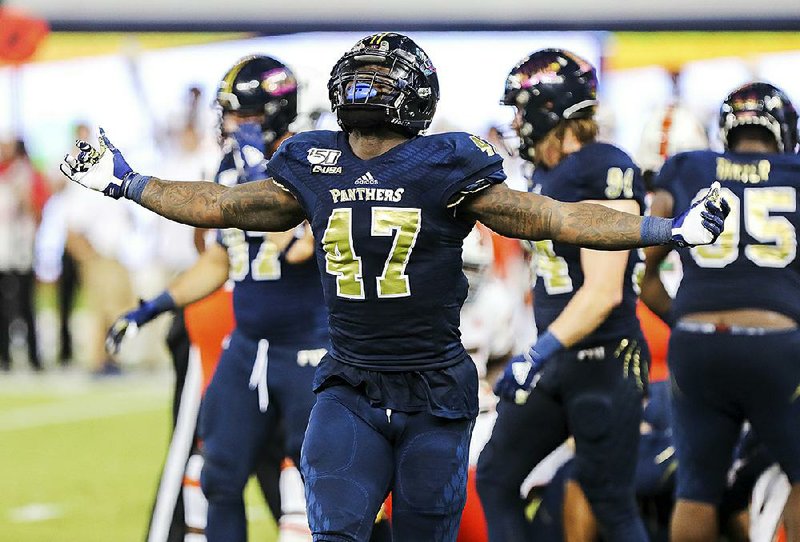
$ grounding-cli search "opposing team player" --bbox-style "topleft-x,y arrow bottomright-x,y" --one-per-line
106,55 -> 326,542
475,48 -> 653,541
62,33 -> 727,541
641,81 -> 800,542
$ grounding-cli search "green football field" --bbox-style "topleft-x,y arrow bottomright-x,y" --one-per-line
0,371 -> 277,542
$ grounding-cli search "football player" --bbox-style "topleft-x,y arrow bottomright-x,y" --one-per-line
475,48 -> 653,542
641,81 -> 800,542
106,55 -> 326,542
62,33 -> 727,542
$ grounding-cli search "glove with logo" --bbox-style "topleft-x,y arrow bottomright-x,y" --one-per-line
670,181 -> 730,247
494,331 -> 563,405
60,128 -> 151,201
640,181 -> 730,247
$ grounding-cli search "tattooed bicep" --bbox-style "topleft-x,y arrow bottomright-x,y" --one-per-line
459,183 -> 552,240
220,178 -> 306,231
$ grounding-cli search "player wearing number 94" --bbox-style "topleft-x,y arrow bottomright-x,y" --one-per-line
476,48 -> 657,542
62,33 -> 728,542
641,82 -> 800,542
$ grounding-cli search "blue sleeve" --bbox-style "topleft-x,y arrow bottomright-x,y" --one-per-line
439,133 -> 506,207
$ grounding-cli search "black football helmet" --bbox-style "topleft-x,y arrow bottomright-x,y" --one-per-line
216,55 -> 298,145
502,49 -> 598,161
719,82 -> 799,153
328,32 -> 439,136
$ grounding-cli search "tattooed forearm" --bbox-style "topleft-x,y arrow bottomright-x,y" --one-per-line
462,183 -> 647,250
140,177 -> 305,231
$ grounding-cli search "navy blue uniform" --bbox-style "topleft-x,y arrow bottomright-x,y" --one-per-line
477,143 -> 650,542
654,150 -> 800,504
532,143 -> 645,347
267,130 -> 506,541
198,142 -> 328,542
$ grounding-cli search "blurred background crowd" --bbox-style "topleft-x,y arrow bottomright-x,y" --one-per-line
2,3 -> 800,540
1,19 -> 799,376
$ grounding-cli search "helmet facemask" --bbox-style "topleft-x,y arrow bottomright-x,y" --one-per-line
329,38 -> 438,136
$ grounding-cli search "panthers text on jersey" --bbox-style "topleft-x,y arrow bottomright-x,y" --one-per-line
654,150 -> 800,322
529,142 -> 646,347
267,130 -> 506,372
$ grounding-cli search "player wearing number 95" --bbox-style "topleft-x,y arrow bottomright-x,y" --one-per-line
641,81 -> 800,542
62,33 -> 728,542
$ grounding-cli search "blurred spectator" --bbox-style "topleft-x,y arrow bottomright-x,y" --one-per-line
63,129 -> 137,375
0,137 -> 43,371
35,123 -> 89,366
118,90 -> 219,370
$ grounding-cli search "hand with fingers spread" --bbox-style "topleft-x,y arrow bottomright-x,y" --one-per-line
670,181 -> 731,247
60,128 -> 151,200
105,292 -> 176,355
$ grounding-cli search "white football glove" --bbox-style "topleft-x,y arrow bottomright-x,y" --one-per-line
60,128 -> 138,199
671,181 -> 730,247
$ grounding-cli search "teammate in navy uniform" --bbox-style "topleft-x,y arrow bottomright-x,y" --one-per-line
641,81 -> 800,542
105,55 -> 327,542
473,49 -> 650,542
62,33 -> 727,542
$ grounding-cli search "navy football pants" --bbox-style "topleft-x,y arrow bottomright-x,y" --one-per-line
199,329 -> 319,542
670,327 -> 800,504
301,383 -> 474,542
477,338 -> 648,542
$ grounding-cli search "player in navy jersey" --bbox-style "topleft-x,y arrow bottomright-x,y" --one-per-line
105,55 -> 326,542
474,48 -> 651,542
641,81 -> 800,542
62,33 -> 727,542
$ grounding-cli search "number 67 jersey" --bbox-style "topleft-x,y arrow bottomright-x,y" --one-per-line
267,130 -> 506,378
654,150 -> 800,322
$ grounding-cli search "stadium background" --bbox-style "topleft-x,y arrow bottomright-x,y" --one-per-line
1,1 -> 799,541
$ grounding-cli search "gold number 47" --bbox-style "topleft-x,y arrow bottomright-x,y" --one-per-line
322,207 -> 422,299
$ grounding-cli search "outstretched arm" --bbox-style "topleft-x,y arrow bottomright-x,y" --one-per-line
460,182 -> 726,249
60,129 -> 305,232
461,184 -> 643,249
138,177 -> 305,231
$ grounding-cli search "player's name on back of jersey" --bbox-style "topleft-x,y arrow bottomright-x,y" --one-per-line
330,187 -> 405,203
716,157 -> 771,184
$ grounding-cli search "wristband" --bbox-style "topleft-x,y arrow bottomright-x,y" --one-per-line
639,216 -> 673,246
122,173 -> 153,203
149,291 -> 177,314
532,330 -> 563,361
